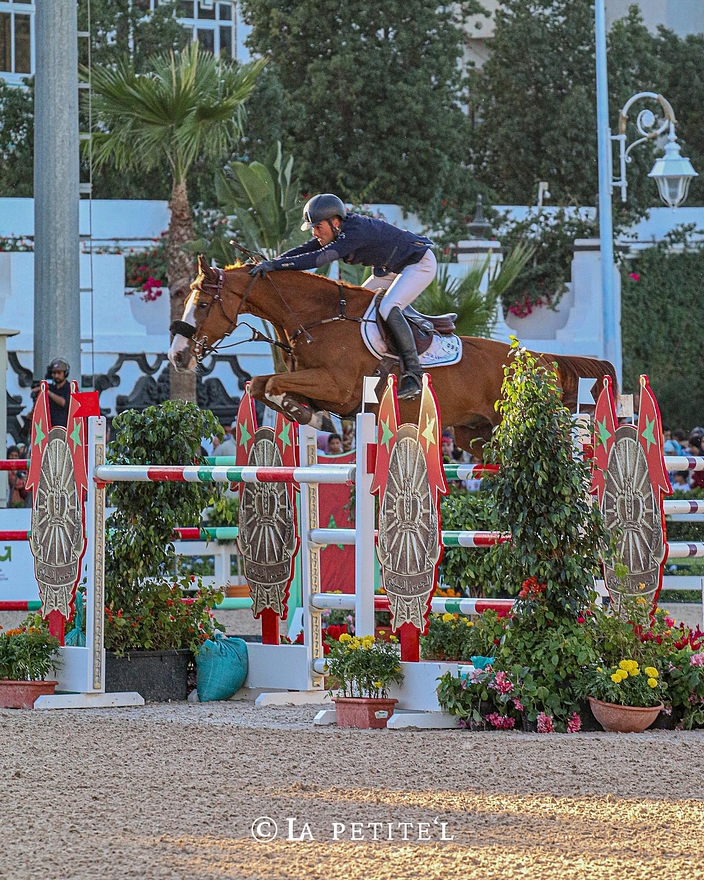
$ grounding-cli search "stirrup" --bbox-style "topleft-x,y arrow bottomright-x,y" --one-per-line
397,372 -> 423,401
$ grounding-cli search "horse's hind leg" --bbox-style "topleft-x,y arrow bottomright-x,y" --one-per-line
249,375 -> 329,427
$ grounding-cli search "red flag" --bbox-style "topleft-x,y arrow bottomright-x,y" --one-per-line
66,382 -> 89,498
637,374 -> 671,496
71,390 -> 100,419
235,382 -> 258,468
26,383 -> 50,493
370,374 -> 399,499
417,373 -> 448,503
274,412 -> 298,470
591,375 -> 618,504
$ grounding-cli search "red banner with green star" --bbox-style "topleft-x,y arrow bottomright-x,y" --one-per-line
26,382 -> 50,495
65,385 -> 100,499
417,373 -> 448,505
591,375 -> 618,505
235,382 -> 257,468
370,374 -> 399,499
638,375 -> 671,496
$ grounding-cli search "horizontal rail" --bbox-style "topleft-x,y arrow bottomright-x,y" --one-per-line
0,460 -> 28,470
665,455 -> 704,471
310,528 -> 510,547
0,600 -> 42,611
0,527 -> 241,543
664,500 -> 704,515
667,542 -> 704,559
310,593 -> 514,615
94,464 -> 354,485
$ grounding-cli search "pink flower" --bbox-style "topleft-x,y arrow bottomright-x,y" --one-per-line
489,670 -> 514,695
537,711 -> 555,733
512,699 -> 524,712
485,712 -> 516,730
566,712 -> 582,733
690,653 -> 704,667
576,616 -> 585,624
629,272 -> 641,281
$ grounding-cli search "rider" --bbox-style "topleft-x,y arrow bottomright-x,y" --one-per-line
249,194 -> 436,401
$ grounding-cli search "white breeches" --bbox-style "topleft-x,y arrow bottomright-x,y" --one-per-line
362,249 -> 437,319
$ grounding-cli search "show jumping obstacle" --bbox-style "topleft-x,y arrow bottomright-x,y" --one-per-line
10,368 -> 704,721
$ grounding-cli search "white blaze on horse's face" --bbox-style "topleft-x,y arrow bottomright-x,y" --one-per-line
168,290 -> 198,372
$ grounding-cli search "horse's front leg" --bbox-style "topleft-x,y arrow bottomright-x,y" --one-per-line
250,370 -> 341,427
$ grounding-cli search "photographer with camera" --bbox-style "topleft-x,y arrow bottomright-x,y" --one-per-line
31,358 -> 71,429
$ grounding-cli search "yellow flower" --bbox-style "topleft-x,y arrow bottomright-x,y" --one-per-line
611,672 -> 622,683
597,666 -> 603,672
361,636 -> 374,650
635,597 -> 647,605
389,636 -> 399,643
465,620 -> 474,627
373,680 -> 383,688
339,633 -> 352,643
648,678 -> 658,688
645,667 -> 658,678
618,660 -> 630,670
442,613 -> 454,623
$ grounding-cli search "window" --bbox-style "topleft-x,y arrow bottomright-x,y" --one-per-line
0,2 -> 34,77
176,0 -> 236,57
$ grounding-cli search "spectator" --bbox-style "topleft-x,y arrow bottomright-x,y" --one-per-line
30,358 -> 71,428
212,422 -> 238,457
342,422 -> 355,453
6,445 -> 28,507
671,471 -> 691,491
327,433 -> 343,455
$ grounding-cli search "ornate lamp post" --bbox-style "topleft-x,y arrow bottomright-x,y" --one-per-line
594,1 -> 697,383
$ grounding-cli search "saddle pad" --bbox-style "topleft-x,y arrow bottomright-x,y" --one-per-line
361,300 -> 463,368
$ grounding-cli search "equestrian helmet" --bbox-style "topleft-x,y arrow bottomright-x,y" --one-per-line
300,194 -> 347,231
49,358 -> 70,377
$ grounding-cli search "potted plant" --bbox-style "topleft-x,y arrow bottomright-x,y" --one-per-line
104,400 -> 225,702
0,615 -> 60,709
324,633 -> 404,729
437,666 -> 522,730
577,659 -> 664,732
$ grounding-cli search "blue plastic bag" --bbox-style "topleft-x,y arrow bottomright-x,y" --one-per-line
470,655 -> 495,670
196,633 -> 248,702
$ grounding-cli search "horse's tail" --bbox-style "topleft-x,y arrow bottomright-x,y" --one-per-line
547,353 -> 618,411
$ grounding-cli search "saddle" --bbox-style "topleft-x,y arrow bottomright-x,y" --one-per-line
373,293 -> 457,357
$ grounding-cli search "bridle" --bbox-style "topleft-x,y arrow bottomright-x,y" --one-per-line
170,266 -> 370,364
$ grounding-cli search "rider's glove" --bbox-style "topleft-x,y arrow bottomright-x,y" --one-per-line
249,260 -> 276,278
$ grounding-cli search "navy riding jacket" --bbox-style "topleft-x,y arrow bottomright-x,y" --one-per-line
273,213 -> 431,276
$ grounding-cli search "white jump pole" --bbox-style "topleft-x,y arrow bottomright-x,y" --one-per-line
355,411 -> 377,637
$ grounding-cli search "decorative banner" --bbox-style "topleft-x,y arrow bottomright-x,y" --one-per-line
374,373 -> 445,635
27,383 -> 90,641
235,390 -> 299,634
592,374 -> 669,613
235,382 -> 258,468
370,374 -> 399,499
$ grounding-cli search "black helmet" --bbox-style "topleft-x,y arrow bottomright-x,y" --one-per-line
300,194 -> 347,231
48,358 -> 70,377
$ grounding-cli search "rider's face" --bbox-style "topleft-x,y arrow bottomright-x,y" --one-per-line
312,219 -> 339,247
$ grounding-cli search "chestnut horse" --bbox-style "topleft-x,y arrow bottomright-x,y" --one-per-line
169,256 -> 616,454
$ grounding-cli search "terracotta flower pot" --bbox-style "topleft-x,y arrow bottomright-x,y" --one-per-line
588,696 -> 663,733
0,680 -> 58,710
333,696 -> 398,729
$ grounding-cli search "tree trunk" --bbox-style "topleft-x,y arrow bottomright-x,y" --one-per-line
167,178 -> 196,402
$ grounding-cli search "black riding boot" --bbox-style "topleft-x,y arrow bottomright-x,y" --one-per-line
385,306 -> 424,401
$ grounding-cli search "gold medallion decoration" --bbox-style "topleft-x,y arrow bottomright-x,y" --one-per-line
30,427 -> 84,616
372,374 -> 447,635
377,423 -> 440,630
237,426 -> 298,617
592,375 -> 671,613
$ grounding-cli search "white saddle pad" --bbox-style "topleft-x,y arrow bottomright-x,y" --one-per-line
360,300 -> 463,368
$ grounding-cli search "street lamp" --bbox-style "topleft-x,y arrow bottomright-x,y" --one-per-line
594,0 -> 698,384
612,92 -> 698,208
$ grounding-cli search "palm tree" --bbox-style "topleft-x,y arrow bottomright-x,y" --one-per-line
88,43 -> 266,400
414,242 -> 534,337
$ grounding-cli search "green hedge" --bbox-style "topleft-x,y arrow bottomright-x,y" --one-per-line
621,233 -> 704,430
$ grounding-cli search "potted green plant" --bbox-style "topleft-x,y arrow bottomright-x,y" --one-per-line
0,615 -> 60,709
437,666 -> 521,730
104,400 -> 225,702
324,633 -> 404,729
578,659 -> 664,732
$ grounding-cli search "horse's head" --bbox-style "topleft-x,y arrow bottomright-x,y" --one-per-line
168,255 -> 249,371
